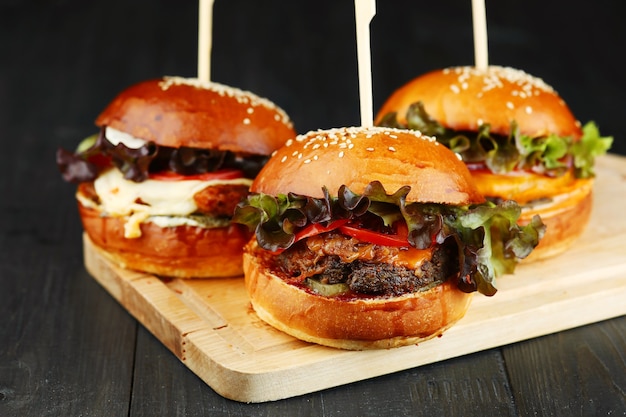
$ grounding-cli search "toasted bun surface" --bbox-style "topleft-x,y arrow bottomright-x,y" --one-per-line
243,242 -> 473,350
375,66 -> 582,139
78,201 -> 249,278
95,76 -> 296,154
519,179 -> 593,261
252,126 -> 485,206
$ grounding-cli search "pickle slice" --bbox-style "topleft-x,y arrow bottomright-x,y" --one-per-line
305,278 -> 350,297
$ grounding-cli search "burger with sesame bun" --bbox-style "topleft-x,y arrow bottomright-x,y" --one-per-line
376,66 -> 612,261
57,76 -> 297,278
233,126 -> 545,350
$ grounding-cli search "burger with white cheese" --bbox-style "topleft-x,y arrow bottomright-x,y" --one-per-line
376,66 -> 612,260
233,126 -> 544,350
57,76 -> 297,278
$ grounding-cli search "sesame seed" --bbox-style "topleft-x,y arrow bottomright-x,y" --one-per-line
247,107 -> 254,114
285,139 -> 294,147
388,146 -> 396,152
525,106 -> 533,114
338,151 -> 344,158
445,66 -> 557,101
506,102 -> 515,110
158,76 -> 294,128
280,155 -> 287,163
243,118 -> 251,125
366,147 -> 374,152
304,159 -> 311,164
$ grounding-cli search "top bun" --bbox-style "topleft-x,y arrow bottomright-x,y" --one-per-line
251,126 -> 485,206
375,66 -> 582,139
95,76 -> 296,155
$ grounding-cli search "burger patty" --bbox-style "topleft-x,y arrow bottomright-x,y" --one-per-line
268,232 -> 459,297
193,184 -> 249,217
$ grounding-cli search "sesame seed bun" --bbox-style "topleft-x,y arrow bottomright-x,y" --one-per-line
73,77 -> 297,278
375,66 -> 582,138
95,76 -> 296,155
375,66 -> 591,261
242,126 -> 484,350
252,126 -> 485,205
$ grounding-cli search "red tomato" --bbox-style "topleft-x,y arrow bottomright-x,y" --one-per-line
148,169 -> 244,181
338,225 -> 409,247
294,219 -> 350,242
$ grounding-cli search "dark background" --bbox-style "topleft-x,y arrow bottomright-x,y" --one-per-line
1,1 -> 624,416
2,0 -> 623,153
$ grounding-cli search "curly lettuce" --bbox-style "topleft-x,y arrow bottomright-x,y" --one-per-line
56,127 -> 269,183
378,101 -> 613,178
233,182 -> 546,296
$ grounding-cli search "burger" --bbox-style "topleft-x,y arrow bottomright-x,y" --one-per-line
57,76 -> 297,278
233,126 -> 544,350
375,66 -> 612,261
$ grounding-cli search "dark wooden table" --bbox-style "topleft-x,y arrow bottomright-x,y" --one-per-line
2,1 -> 625,415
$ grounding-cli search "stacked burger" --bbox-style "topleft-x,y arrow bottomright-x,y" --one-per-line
233,126 -> 545,350
376,66 -> 613,260
57,76 -> 297,278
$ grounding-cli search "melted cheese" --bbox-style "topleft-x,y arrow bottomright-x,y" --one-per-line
471,169 -> 579,203
94,169 -> 252,238
519,177 -> 593,220
393,246 -> 435,270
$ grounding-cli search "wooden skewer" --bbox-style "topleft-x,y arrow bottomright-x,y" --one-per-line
354,0 -> 376,127
472,0 -> 488,70
198,0 -> 215,82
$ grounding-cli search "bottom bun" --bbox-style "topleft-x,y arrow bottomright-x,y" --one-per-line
519,179 -> 593,262
78,202 -> 249,278
243,245 -> 473,350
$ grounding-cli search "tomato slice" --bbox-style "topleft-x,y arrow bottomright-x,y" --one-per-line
294,219 -> 350,242
338,224 -> 409,247
148,169 -> 244,181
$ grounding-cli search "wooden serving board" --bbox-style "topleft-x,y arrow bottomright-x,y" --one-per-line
83,154 -> 626,403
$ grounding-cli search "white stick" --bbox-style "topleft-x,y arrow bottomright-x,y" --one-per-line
198,0 -> 215,82
354,0 -> 376,127
472,0 -> 488,70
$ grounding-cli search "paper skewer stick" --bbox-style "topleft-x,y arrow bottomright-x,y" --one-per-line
354,0 -> 376,127
472,0 -> 488,70
198,0 -> 215,82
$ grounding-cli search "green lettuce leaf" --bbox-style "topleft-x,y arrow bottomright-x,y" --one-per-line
572,122 -> 614,178
378,102 -> 612,178
233,182 -> 546,296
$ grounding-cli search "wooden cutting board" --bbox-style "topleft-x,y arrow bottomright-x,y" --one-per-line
83,154 -> 626,403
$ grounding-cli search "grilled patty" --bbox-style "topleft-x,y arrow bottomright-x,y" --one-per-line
265,231 -> 459,297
